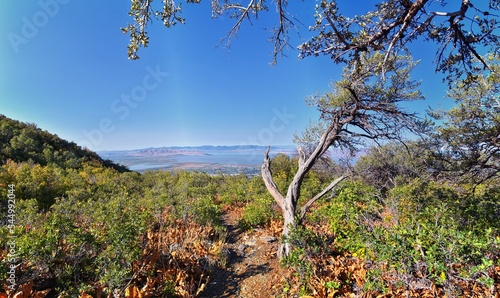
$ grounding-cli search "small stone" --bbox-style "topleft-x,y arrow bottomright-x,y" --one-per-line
169,243 -> 182,252
237,243 -> 247,256
260,235 -> 277,243
244,239 -> 257,246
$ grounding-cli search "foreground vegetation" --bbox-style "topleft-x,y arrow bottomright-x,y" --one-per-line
0,157 -> 498,296
0,116 -> 498,297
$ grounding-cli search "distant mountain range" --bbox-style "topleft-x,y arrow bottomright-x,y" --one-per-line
98,145 -> 360,174
98,145 -> 298,174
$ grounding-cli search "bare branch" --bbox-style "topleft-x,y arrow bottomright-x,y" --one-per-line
384,0 -> 429,69
298,175 -> 348,222
299,0 -> 499,82
433,0 -> 470,17
261,146 -> 286,211
451,20 -> 490,70
215,0 -> 256,50
323,13 -> 351,49
270,0 -> 296,64
297,146 -> 306,168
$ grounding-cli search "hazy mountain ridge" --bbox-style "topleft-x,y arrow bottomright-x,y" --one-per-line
98,145 -> 298,174
134,148 -> 207,157
97,145 -> 360,174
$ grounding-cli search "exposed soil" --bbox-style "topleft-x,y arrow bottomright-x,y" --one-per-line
200,207 -> 288,298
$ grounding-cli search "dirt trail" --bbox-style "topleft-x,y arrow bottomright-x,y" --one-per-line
200,209 -> 286,298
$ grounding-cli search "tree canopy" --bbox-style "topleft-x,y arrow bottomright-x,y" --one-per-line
429,57 -> 500,183
124,0 -> 500,82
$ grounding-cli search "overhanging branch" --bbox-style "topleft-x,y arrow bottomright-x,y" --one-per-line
215,0 -> 256,49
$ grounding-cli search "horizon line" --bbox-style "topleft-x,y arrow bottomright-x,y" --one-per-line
96,144 -> 299,152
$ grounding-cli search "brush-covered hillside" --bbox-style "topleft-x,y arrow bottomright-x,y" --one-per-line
0,114 -> 128,172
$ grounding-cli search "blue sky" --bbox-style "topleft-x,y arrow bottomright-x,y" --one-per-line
0,1 -> 450,150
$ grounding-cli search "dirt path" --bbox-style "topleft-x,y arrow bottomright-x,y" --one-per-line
200,209 -> 286,298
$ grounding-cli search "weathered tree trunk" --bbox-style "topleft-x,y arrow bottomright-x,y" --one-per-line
278,202 -> 296,258
261,144 -> 348,258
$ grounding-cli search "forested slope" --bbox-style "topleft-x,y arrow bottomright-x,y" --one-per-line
0,114 -> 128,172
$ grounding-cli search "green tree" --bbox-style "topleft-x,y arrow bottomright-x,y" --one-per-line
119,1 -> 500,263
9,127 -> 40,162
262,51 -> 423,257
430,58 -> 500,184
354,141 -> 435,192
269,153 -> 297,194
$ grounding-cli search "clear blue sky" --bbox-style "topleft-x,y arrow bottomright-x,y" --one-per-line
0,1 -> 450,150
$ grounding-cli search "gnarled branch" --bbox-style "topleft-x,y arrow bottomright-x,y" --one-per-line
298,174 -> 348,223
261,146 -> 286,211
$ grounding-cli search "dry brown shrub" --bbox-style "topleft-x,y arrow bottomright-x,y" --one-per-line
124,209 -> 226,297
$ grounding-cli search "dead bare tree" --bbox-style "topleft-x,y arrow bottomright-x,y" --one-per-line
261,51 -> 424,258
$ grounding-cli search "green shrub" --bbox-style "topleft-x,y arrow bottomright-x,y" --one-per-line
8,187 -> 151,295
363,179 -> 500,289
15,199 -> 100,296
239,194 -> 277,230
311,180 -> 380,257
306,178 -> 499,293
279,225 -> 333,296
190,195 -> 222,226
215,173 -> 250,205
